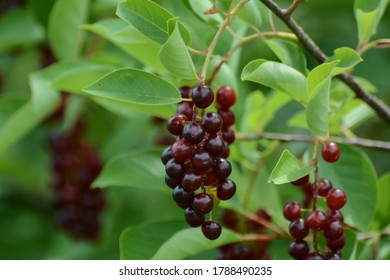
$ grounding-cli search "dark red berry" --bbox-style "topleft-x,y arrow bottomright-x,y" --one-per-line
182,122 -> 205,144
212,157 -> 232,179
306,210 -> 327,231
222,128 -> 235,144
185,207 -> 204,227
165,174 -> 180,189
203,171 -> 218,186
324,219 -> 344,241
327,235 -> 346,252
220,209 -> 238,230
192,193 -> 213,215
326,188 -> 347,210
327,252 -> 342,260
202,112 -> 222,134
283,202 -> 301,221
204,134 -> 225,157
289,218 -> 309,240
218,109 -> 235,129
179,86 -> 192,99
216,86 -> 237,109
317,178 -> 333,197
291,174 -> 310,186
217,179 -> 236,200
177,102 -> 194,120
192,84 -> 214,109
165,158 -> 185,179
161,146 -> 173,165
181,170 -> 203,192
322,142 -> 340,163
172,185 -> 194,209
232,244 -> 255,260
192,150 -> 213,172
167,114 -> 188,135
172,138 -> 192,163
327,210 -> 344,222
202,221 -> 222,240
288,240 -> 309,260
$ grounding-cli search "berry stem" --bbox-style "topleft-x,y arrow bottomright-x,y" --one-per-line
284,0 -> 304,17
200,0 -> 249,81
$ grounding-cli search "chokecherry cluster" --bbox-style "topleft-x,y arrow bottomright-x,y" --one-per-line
285,142 -> 347,260
217,209 -> 272,259
47,122 -> 105,241
162,84 -> 237,240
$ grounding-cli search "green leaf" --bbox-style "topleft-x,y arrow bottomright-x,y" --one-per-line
268,150 -> 315,184
120,221 -> 187,260
306,61 -> 339,138
92,149 -> 170,194
354,0 -> 389,44
151,227 -> 242,260
371,173 -> 390,230
188,0 -> 223,25
265,38 -> 306,74
159,20 -> 198,80
48,0 -> 89,60
84,68 -> 181,105
327,47 -> 363,75
0,100 -> 58,155
83,19 -> 165,72
237,1 -> 262,30
241,60 -> 307,104
318,144 -> 377,231
0,9 -> 44,52
117,0 -> 191,45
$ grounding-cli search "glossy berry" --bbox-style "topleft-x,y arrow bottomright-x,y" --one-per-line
327,253 -> 342,260
317,178 -> 333,197
202,171 -> 218,186
167,114 -> 188,135
172,138 -> 192,163
185,207 -> 204,227
161,146 -> 173,165
327,210 -> 344,222
179,86 -> 192,99
283,202 -> 301,221
202,221 -> 222,240
327,235 -> 346,252
191,150 -> 213,172
177,101 -> 194,120
165,174 -> 180,189
326,188 -> 347,210
289,218 -> 309,240
217,179 -> 236,200
288,240 -> 309,260
192,84 -> 214,109
218,109 -> 235,129
182,122 -> 205,144
204,134 -> 225,157
181,170 -> 203,192
222,128 -> 235,144
324,220 -> 344,241
216,86 -> 237,109
322,142 -> 340,163
306,210 -> 327,231
220,209 -> 238,230
192,193 -> 213,215
202,112 -> 222,134
165,158 -> 185,179
291,174 -> 310,186
172,185 -> 194,209
212,157 -> 232,179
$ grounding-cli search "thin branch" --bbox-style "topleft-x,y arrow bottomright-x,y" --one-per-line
259,0 -> 390,125
237,131 -> 390,150
284,0 -> 304,17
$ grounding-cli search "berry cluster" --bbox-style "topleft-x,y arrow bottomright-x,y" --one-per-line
48,123 -> 105,241
217,209 -> 271,259
162,84 -> 237,240
285,142 -> 347,260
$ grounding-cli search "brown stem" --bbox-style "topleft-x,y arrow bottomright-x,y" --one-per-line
259,0 -> 390,125
236,131 -> 390,150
